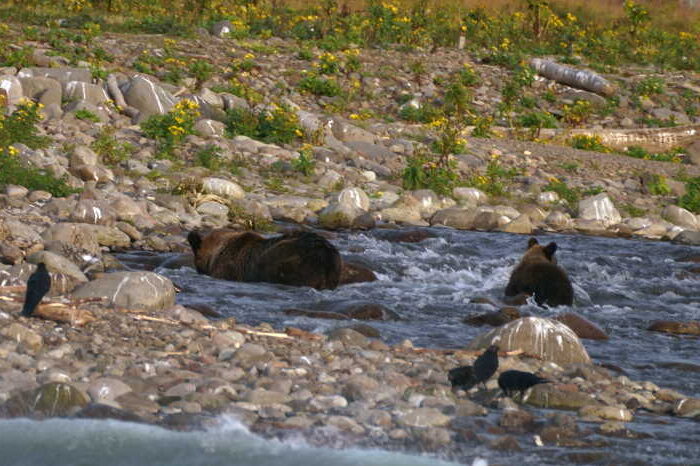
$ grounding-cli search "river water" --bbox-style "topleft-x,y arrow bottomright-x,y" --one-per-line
5,229 -> 699,465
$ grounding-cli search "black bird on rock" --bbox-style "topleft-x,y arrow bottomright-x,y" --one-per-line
473,344 -> 499,389
498,370 -> 550,398
448,365 -> 476,391
21,262 -> 51,317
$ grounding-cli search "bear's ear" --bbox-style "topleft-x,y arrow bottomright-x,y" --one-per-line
188,231 -> 202,253
543,242 -> 558,261
527,237 -> 539,249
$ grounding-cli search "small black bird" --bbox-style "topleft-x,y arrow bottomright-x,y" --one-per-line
473,345 -> 499,389
21,262 -> 51,317
448,365 -> 476,391
498,370 -> 550,398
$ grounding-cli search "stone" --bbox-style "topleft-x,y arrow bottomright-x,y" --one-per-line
339,260 -> 377,285
41,223 -> 102,256
27,250 -> 88,284
524,384 -> 596,410
18,76 -> 62,107
65,81 -> 110,106
468,317 -> 591,365
673,398 -> 700,418
430,207 -> 477,229
196,201 -> 229,217
201,177 -> 245,200
578,193 -> 621,227
672,230 -> 700,246
328,328 -> 369,347
538,191 -> 560,205
579,405 -> 633,422
398,408 -> 451,428
318,202 -> 362,230
1,324 -> 43,352
453,187 -> 488,205
647,320 -> 700,336
122,75 -> 177,121
0,75 -> 24,105
662,205 -> 699,231
87,378 -> 133,403
3,383 -> 88,417
336,187 -> 370,211
342,375 -> 380,402
71,271 -> 176,311
70,145 -> 99,167
18,67 -> 91,88
464,307 -> 520,327
556,313 -> 609,340
194,119 -> 226,138
210,20 -> 234,37
234,343 -> 269,365
500,214 -> 533,234
545,211 -> 573,230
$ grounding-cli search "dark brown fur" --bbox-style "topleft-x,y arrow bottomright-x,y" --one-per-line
188,229 -> 342,290
504,238 -> 574,307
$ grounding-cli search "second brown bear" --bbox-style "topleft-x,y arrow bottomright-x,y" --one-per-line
504,237 -> 574,307
188,229 -> 342,290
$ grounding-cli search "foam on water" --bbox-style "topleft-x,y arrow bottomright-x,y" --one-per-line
0,416 -> 462,466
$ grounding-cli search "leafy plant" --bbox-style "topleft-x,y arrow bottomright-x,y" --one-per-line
467,155 -> 519,197
569,135 -> 612,153
562,100 -> 593,126
91,127 -> 134,166
402,148 -> 459,196
141,99 -> 200,157
291,144 -> 316,176
195,144 -> 225,171
635,76 -> 665,97
225,103 -> 303,145
646,174 -> 672,195
0,100 -> 50,149
74,109 -> 100,122
678,177 -> 700,213
298,75 -> 342,97
543,178 -> 579,206
0,149 -> 78,197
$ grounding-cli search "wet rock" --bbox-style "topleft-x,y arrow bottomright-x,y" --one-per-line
318,202 -> 363,230
373,229 -> 434,243
339,260 -> 377,285
544,210 -> 573,230
74,403 -> 147,423
673,398 -> 700,418
455,399 -> 488,416
3,383 -> 88,417
468,317 -> 591,365
524,384 -> 595,410
329,302 -> 399,321
284,308 -> 349,320
464,307 -> 520,327
342,375 -> 381,402
579,405 -> 633,422
647,320 -> 700,336
326,415 -> 366,434
245,389 -> 291,405
500,214 -> 533,234
71,271 -> 176,311
489,435 -> 521,452
556,312 -> 609,340
380,195 -> 422,224
398,408 -> 451,428
328,328 -> 369,347
499,409 -> 536,433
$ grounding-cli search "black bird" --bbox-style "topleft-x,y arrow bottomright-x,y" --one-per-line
448,365 -> 476,391
498,370 -> 550,398
21,262 -> 51,317
473,345 -> 499,389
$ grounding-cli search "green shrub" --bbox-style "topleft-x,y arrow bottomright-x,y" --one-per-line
646,174 -> 672,195
74,109 -> 100,122
467,156 -> 519,197
291,144 -> 316,176
0,100 -> 50,149
635,76 -> 665,96
141,99 -> 200,157
624,146 -> 683,163
225,103 -> 302,145
0,148 -> 78,197
543,178 -> 579,206
91,127 -> 134,166
569,135 -> 612,153
402,148 -> 459,196
678,177 -> 700,213
195,144 -> 224,171
298,75 -> 342,97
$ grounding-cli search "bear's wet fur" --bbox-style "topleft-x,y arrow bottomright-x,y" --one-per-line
504,237 -> 574,307
188,229 -> 342,290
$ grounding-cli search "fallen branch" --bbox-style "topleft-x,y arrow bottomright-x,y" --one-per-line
530,58 -> 615,97
33,303 -> 96,326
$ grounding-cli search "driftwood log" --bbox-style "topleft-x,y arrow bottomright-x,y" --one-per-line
530,58 -> 615,97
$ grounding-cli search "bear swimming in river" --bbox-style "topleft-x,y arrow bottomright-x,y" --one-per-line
187,229 -> 342,290
504,237 -> 574,307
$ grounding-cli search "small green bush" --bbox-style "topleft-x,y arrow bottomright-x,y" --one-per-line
74,109 -> 100,122
298,75 -> 342,97
543,179 -> 579,206
569,135 -> 612,153
141,99 -> 200,157
402,149 -> 459,196
679,177 -> 700,213
225,103 -> 302,145
91,127 -> 134,166
291,144 -> 316,176
0,149 -> 78,197
195,144 -> 225,171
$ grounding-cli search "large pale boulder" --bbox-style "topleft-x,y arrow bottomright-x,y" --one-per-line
71,271 -> 176,311
430,207 -> 477,229
122,75 -> 177,121
661,205 -> 699,231
578,193 -> 621,227
468,317 -> 591,365
0,75 -> 24,105
201,177 -> 245,200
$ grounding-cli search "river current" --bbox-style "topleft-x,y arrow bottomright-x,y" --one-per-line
4,229 -> 698,465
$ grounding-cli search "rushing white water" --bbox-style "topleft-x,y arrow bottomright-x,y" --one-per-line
115,229 -> 700,464
0,416 -> 462,466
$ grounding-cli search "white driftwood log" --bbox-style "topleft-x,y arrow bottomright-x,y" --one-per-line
530,58 -> 615,97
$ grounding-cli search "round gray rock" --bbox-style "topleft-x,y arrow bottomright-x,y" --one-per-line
71,271 -> 176,311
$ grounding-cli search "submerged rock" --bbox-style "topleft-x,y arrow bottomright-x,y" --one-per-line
647,320 -> 700,336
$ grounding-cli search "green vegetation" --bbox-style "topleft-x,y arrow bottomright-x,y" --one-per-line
678,177 -> 700,213
402,148 -> 459,197
291,144 -> 316,176
195,144 -> 225,171
635,76 -> 665,97
141,99 -> 200,157
466,156 -> 520,197
225,103 -> 302,145
624,146 -> 684,163
543,178 -> 580,206
646,174 -> 672,195
74,109 -> 100,122
298,75 -> 343,97
91,127 -> 134,166
569,135 -> 612,152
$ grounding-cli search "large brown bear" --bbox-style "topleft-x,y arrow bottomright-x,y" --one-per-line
187,229 -> 342,290
504,238 -> 574,307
